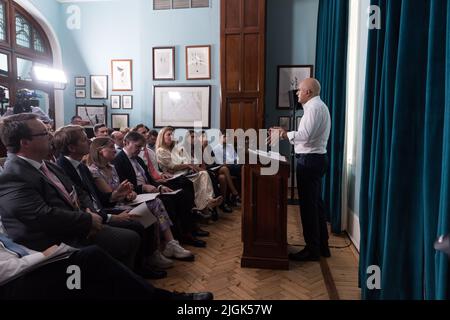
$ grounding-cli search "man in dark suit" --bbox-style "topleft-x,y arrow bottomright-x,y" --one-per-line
0,113 -> 140,270
113,131 -> 208,247
52,125 -> 166,278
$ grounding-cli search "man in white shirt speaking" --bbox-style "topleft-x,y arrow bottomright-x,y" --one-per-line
270,78 -> 331,261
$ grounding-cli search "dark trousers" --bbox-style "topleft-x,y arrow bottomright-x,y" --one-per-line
0,246 -> 173,300
296,153 -> 329,256
160,176 -> 196,237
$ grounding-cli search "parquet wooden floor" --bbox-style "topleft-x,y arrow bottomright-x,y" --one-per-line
149,205 -> 361,300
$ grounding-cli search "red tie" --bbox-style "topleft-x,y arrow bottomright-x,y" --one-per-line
143,148 -> 161,180
40,163 -> 77,207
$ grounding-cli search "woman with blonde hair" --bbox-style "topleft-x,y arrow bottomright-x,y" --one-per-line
156,127 -> 222,214
87,137 -> 194,266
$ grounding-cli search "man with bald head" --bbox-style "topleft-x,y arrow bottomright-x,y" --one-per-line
270,78 -> 331,261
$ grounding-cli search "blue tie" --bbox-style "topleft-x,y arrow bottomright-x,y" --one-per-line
0,234 -> 30,257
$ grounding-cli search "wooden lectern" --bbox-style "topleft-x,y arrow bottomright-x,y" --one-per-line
241,155 -> 290,270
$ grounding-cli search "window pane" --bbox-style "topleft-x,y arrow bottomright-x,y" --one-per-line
0,52 -> 8,77
17,57 -> 33,81
191,0 -> 209,8
33,30 -> 45,53
0,2 -> 5,41
0,85 -> 10,115
173,0 -> 189,9
154,0 -> 171,10
16,14 -> 31,48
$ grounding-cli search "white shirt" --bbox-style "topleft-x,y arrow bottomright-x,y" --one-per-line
124,149 -> 147,186
0,240 -> 45,286
286,96 -> 331,154
213,144 -> 239,164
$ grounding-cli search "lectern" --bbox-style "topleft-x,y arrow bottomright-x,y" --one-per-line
241,156 -> 290,270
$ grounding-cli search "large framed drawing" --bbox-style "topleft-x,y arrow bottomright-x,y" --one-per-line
153,47 -> 175,80
111,59 -> 133,91
153,85 -> 211,128
90,75 -> 108,99
185,45 -> 211,80
76,105 -> 107,126
277,65 -> 313,109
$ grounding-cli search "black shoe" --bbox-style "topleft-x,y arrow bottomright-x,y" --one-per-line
288,248 -> 320,262
183,236 -> 207,248
230,194 -> 241,207
321,247 -> 331,258
137,267 -> 167,279
173,291 -> 214,301
193,209 -> 212,219
193,229 -> 210,237
219,203 -> 233,213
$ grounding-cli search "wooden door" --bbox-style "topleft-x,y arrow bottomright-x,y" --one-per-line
220,0 -> 266,131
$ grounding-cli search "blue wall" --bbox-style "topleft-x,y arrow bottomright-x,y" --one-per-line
265,0 -> 319,155
26,0 -> 318,133
29,0 -> 219,128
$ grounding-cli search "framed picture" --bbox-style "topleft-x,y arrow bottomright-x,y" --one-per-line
111,113 -> 129,130
111,59 -> 133,91
185,45 -> 211,80
153,85 -> 211,128
122,95 -> 133,109
111,95 -> 121,109
153,47 -> 175,80
76,105 -> 107,126
279,116 -> 291,131
75,88 -> 86,99
90,75 -> 108,99
277,65 -> 314,109
75,76 -> 86,87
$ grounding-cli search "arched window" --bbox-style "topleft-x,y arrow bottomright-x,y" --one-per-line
0,0 -> 54,122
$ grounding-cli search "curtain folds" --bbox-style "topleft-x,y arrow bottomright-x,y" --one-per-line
359,0 -> 449,299
315,0 -> 349,234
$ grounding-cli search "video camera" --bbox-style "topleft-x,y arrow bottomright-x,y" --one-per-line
13,89 -> 40,114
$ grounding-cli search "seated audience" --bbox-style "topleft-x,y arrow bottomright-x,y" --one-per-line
0,236 -> 213,300
93,123 -> 109,138
70,115 -> 90,126
0,113 -> 140,271
52,125 -> 171,276
156,127 -> 223,214
111,130 -> 125,152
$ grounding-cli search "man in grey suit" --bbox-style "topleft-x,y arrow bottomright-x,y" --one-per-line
0,113 -> 140,269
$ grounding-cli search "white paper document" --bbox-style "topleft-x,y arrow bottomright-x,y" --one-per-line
128,202 -> 157,228
128,193 -> 159,206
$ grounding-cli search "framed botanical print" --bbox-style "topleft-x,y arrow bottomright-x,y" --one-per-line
111,95 -> 121,109
122,95 -> 133,109
153,47 -> 175,80
90,75 -> 108,99
111,113 -> 129,130
75,76 -> 86,87
76,105 -> 107,126
75,88 -> 86,99
277,65 -> 313,109
153,85 -> 211,128
111,59 -> 133,91
185,45 -> 211,80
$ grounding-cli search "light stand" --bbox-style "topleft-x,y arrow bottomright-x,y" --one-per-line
288,89 -> 302,205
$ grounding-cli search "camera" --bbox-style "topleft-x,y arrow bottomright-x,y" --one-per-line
13,89 -> 40,114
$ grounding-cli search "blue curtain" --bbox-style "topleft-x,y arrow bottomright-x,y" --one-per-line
315,0 -> 349,234
359,0 -> 450,299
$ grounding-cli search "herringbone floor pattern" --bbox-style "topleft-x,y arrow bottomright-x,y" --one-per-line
149,205 -> 360,300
